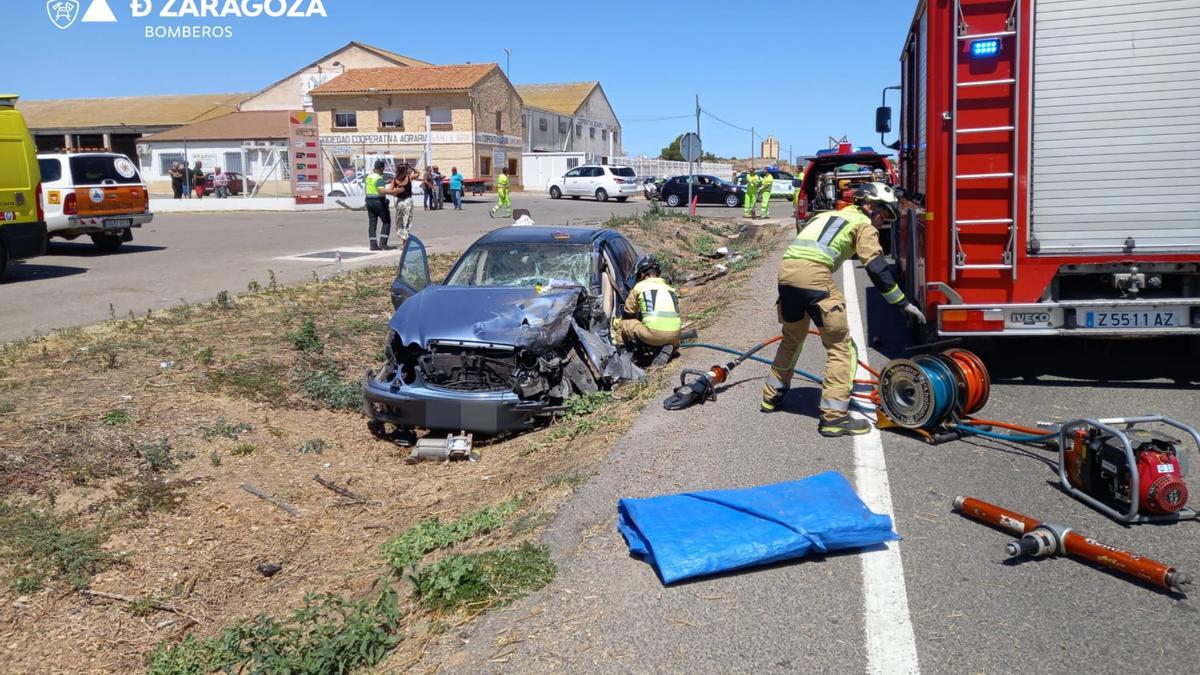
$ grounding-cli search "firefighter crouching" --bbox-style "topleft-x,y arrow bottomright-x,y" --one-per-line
616,255 -> 681,367
761,182 -> 926,437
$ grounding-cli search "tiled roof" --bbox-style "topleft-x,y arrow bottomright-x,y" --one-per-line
141,111 -> 290,142
19,93 -> 250,130
310,64 -> 499,95
515,82 -> 598,116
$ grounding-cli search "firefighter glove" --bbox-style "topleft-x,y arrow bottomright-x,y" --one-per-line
901,302 -> 927,325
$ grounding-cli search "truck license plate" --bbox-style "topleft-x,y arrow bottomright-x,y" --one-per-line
104,219 -> 132,230
1084,310 -> 1180,329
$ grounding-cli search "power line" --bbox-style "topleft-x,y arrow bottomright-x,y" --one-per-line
699,108 -> 751,133
621,114 -> 695,122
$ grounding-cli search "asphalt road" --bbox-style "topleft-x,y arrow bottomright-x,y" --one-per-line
438,232 -> 1200,673
0,192 -> 719,342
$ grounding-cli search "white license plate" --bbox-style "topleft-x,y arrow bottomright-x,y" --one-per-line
1084,310 -> 1181,329
104,219 -> 132,230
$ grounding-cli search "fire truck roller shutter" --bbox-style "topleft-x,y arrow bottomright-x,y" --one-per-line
1031,0 -> 1200,254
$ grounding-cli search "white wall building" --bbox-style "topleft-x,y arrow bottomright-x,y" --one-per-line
518,82 -> 621,163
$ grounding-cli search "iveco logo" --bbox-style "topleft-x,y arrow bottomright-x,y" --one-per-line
1011,312 -> 1050,325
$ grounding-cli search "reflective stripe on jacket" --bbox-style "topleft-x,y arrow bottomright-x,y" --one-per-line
632,277 -> 681,333
783,205 -> 873,270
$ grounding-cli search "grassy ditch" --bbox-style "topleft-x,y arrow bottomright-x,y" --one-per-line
0,215 -> 779,673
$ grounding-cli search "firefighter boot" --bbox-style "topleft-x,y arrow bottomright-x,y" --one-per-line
818,414 -> 871,437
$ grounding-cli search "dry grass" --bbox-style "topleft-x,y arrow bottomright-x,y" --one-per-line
0,216 -> 779,673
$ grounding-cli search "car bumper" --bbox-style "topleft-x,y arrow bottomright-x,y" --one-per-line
0,221 -> 48,261
363,372 -> 550,434
615,184 -> 639,195
50,212 -> 152,235
937,299 -> 1200,337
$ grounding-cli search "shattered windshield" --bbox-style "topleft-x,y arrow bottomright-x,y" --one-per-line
445,243 -> 594,288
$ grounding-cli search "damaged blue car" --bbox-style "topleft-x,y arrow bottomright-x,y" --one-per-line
364,227 -> 648,438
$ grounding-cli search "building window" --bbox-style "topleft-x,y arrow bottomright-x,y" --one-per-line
566,158 -> 579,169
223,151 -> 243,174
495,111 -> 502,133
538,117 -> 548,132
575,123 -> 582,137
589,126 -> 596,139
507,158 -> 518,177
480,156 -> 492,176
602,129 -> 608,141
613,131 -> 619,147
334,111 -> 357,129
159,153 -> 185,176
278,149 -> 291,179
558,119 -> 568,134
379,108 -> 403,129
429,107 -> 452,131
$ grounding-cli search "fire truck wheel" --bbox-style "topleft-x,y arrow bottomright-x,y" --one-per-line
90,233 -> 124,251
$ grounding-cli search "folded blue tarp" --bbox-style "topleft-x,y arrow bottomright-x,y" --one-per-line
617,471 -> 897,584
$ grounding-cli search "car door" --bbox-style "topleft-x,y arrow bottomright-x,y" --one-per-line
562,167 -> 583,195
390,235 -> 431,309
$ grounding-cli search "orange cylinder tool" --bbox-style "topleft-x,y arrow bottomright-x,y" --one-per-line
954,496 -> 1191,593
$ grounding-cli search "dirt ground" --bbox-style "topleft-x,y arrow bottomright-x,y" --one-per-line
0,213 -> 783,673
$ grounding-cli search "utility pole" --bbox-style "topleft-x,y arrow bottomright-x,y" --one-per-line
687,94 -> 698,210
504,49 -> 511,79
749,127 -> 754,170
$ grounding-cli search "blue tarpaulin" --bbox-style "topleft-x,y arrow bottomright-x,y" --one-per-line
617,471 -> 897,584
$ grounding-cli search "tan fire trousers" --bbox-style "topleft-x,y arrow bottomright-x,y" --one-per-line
763,259 -> 858,421
618,319 -> 680,348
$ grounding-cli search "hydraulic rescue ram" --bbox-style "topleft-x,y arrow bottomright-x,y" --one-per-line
953,496 -> 1191,593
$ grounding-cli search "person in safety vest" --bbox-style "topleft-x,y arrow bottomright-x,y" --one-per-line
489,167 -> 512,218
363,160 -> 392,250
617,255 -> 682,367
792,170 -> 805,212
759,170 -> 775,217
744,171 -> 760,218
761,182 -> 926,437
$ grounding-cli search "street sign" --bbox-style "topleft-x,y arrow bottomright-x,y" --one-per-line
680,132 -> 702,163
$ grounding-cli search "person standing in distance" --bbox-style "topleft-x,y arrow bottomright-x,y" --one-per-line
489,167 -> 511,218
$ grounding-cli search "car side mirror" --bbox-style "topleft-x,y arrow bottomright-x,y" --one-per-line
875,106 -> 892,134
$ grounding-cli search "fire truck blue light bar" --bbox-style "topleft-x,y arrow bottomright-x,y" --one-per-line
970,38 -> 1001,58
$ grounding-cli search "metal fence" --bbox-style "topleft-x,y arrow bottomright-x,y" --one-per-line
609,156 -> 735,181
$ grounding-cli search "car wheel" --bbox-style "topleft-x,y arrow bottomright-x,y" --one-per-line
329,190 -> 346,197
90,233 -> 124,251
596,188 -> 609,202
725,193 -> 739,207
0,241 -> 8,279
666,194 -> 681,207
616,196 -> 628,202
550,186 -> 562,199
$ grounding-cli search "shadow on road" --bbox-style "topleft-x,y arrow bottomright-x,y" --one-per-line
2,262 -> 89,282
45,242 -> 167,257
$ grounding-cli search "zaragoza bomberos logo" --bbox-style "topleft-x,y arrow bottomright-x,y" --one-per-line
46,0 -> 80,29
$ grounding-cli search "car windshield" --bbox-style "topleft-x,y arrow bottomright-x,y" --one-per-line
445,243 -> 593,288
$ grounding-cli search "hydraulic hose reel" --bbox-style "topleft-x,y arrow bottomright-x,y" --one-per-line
875,348 -> 990,442
1059,416 -> 1200,524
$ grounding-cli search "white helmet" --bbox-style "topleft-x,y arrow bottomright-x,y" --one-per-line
853,182 -> 898,217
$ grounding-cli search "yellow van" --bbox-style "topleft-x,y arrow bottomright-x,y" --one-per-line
0,94 -> 46,277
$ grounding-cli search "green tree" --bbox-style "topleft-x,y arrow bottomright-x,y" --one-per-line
660,134 -> 685,161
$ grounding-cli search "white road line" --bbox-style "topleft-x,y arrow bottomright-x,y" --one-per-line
842,263 -> 921,675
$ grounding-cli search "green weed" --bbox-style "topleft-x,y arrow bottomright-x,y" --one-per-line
410,542 -> 555,612
286,317 -> 323,353
146,589 -> 403,675
382,498 -> 521,572
114,475 -> 195,517
691,233 -> 718,256
230,442 -> 257,457
101,409 -> 131,426
296,362 -> 362,411
298,438 -> 326,455
133,438 -> 187,472
209,450 -> 221,467
0,400 -> 14,414
547,472 -> 587,490
208,362 -> 288,403
0,502 -> 119,590
246,280 -> 262,293
199,417 -> 253,441
212,290 -> 234,310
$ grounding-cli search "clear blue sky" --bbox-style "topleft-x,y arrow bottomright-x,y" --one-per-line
8,0 -> 917,160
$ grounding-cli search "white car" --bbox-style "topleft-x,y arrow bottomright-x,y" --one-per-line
38,151 -> 153,251
547,165 -> 639,202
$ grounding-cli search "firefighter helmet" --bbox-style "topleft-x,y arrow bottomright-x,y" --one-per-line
636,254 -> 662,278
853,182 -> 898,217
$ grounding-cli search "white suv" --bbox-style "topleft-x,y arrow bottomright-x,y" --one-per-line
547,165 -> 638,202
38,151 -> 153,251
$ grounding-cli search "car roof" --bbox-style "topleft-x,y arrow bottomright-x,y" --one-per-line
37,152 -> 124,159
475,226 -> 612,246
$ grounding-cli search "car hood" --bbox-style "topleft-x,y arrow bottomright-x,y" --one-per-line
389,285 -> 583,352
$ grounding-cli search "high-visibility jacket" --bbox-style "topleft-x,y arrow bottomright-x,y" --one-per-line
628,277 -> 681,333
783,205 -> 906,305
745,172 -> 760,193
365,171 -> 385,197
497,173 -> 510,190
760,173 -> 774,196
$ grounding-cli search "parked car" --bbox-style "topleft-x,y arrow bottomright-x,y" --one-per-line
37,150 -> 152,251
642,176 -> 667,200
327,171 -> 393,198
658,175 -> 744,208
546,165 -> 638,202
202,171 -> 256,196
0,94 -> 46,277
734,168 -> 798,200
365,226 -> 647,436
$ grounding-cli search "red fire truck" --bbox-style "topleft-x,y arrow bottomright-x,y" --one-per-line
877,0 -> 1200,338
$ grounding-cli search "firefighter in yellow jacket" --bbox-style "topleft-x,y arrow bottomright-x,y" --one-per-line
617,255 -> 681,367
758,170 -> 775,217
743,171 -> 760,218
761,182 -> 926,437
